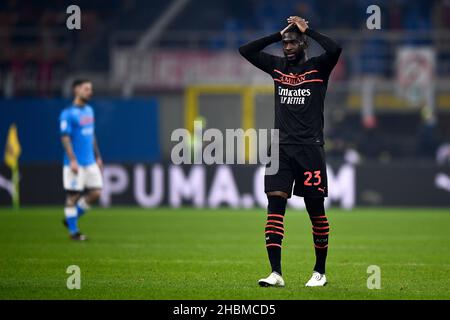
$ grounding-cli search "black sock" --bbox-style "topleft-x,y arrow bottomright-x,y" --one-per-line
305,197 -> 329,275
265,195 -> 287,275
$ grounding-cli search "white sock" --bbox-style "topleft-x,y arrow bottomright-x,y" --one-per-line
77,197 -> 90,211
64,207 -> 77,218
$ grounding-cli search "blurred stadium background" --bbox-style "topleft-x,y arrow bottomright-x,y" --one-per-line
1,0 -> 450,208
0,0 -> 449,300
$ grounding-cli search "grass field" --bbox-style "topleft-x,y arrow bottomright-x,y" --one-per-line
0,207 -> 449,300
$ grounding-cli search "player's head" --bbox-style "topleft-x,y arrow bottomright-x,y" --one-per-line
282,25 -> 308,63
72,79 -> 93,103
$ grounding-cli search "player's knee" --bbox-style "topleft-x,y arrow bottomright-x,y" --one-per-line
267,194 -> 288,213
65,193 -> 80,207
304,197 -> 325,214
88,189 -> 101,203
266,191 -> 289,199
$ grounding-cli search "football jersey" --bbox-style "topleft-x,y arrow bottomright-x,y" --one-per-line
59,104 -> 96,166
239,29 -> 342,145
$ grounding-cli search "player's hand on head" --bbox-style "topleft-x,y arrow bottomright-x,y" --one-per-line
70,159 -> 79,174
287,16 -> 309,32
280,23 -> 294,36
287,16 -> 308,25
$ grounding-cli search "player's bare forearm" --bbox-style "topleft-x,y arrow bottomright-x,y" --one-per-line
93,136 -> 102,160
62,135 -> 79,173
93,136 -> 103,170
61,136 -> 76,161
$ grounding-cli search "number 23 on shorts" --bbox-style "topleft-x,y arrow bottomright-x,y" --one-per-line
304,170 -> 321,186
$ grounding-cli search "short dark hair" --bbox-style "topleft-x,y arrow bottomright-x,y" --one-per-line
72,79 -> 90,90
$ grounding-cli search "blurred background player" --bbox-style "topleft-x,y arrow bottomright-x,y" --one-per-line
239,16 -> 342,287
60,79 -> 103,241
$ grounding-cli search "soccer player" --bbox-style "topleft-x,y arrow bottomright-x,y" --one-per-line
239,16 -> 342,287
59,79 -> 103,241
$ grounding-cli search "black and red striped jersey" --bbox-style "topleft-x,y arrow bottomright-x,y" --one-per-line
239,29 -> 342,145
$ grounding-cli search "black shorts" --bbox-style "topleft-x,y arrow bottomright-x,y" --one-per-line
264,144 -> 328,198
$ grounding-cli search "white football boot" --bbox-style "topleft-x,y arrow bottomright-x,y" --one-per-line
305,271 -> 327,287
258,272 -> 285,287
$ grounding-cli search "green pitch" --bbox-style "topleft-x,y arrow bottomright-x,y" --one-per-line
0,207 -> 449,300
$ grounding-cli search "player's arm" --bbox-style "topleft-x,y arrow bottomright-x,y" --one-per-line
60,110 -> 78,174
61,135 -> 78,174
288,16 -> 342,72
93,135 -> 103,171
238,24 -> 292,73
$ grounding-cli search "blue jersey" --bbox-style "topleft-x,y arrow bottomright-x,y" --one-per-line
59,104 -> 96,166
